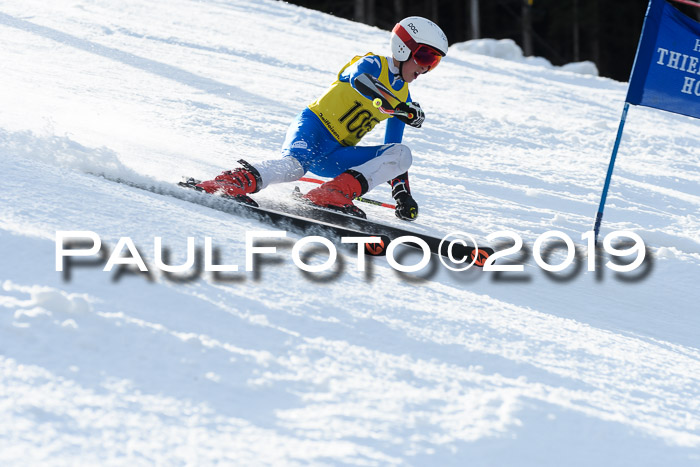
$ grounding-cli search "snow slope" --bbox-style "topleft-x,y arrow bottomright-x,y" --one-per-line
1,0 -> 699,465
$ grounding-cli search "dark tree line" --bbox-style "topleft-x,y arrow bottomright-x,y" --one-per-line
281,0 -> 700,81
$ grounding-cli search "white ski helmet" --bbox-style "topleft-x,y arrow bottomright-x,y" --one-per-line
391,16 -> 448,68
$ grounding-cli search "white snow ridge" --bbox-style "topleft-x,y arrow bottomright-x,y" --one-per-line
1,0 -> 700,465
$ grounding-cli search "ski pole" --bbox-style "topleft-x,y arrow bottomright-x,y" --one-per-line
355,74 -> 413,118
372,98 -> 413,119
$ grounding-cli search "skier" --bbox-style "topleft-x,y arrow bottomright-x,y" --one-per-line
196,16 -> 448,221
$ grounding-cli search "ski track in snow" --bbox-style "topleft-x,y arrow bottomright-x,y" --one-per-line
1,0 -> 700,465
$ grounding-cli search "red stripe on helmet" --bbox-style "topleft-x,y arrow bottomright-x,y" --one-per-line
392,24 -> 419,52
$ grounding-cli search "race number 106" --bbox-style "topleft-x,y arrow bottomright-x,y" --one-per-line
483,230 -> 647,273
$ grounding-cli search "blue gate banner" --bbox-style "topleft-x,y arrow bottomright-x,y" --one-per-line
626,0 -> 700,119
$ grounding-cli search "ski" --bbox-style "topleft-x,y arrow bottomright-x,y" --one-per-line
176,178 -> 391,256
176,178 -> 493,265
89,173 -> 390,256
290,186 -> 494,266
91,173 -> 492,265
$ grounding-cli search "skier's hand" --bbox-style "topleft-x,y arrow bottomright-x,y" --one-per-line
395,194 -> 419,221
395,102 -> 425,128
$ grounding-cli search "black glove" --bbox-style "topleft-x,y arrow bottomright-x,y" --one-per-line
395,102 -> 425,128
390,174 -> 418,221
395,194 -> 418,220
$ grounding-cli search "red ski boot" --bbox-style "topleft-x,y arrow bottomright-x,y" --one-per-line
196,160 -> 262,204
303,171 -> 368,218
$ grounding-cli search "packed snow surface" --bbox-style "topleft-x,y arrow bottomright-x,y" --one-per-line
1,0 -> 699,465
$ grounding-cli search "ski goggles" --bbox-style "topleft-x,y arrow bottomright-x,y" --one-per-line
392,24 -> 445,71
412,44 -> 443,71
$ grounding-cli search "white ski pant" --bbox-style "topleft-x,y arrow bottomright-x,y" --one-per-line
254,143 -> 412,192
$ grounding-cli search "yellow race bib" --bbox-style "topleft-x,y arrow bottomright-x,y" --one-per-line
308,53 -> 409,146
